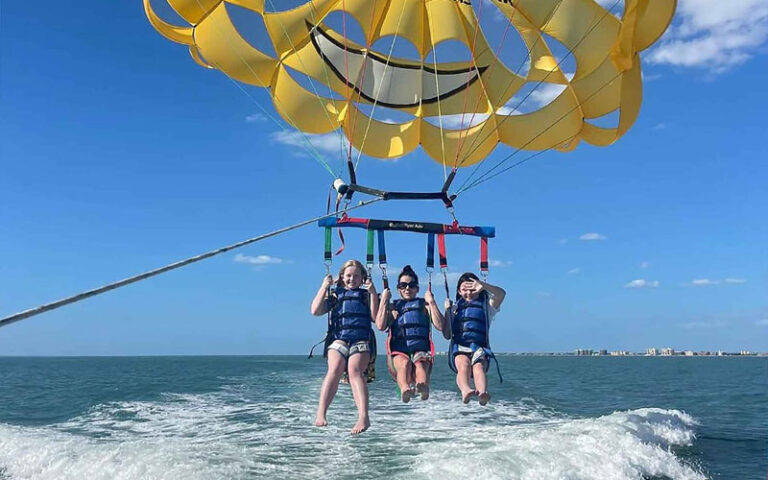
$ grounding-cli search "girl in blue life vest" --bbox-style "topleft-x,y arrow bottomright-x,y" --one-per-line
443,272 -> 506,405
376,265 -> 447,403
310,259 -> 379,435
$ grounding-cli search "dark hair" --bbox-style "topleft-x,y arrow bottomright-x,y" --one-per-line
398,265 -> 419,285
455,272 -> 481,301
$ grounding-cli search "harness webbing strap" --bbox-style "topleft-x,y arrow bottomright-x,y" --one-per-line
377,230 -> 389,290
426,234 -> 435,270
437,234 -> 450,299
324,227 -> 333,263
437,234 -> 447,269
366,228 -> 375,269
480,236 -> 489,272
377,230 -> 387,265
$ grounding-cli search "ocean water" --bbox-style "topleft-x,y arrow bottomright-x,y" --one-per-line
0,356 -> 765,480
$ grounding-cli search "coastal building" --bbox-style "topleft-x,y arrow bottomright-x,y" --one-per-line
661,348 -> 675,356
610,351 -> 630,356
646,348 -> 658,356
575,349 -> 594,356
684,350 -> 696,356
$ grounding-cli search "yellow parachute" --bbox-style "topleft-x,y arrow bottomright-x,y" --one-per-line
145,0 -> 675,168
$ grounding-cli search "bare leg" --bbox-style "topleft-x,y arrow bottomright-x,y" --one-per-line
392,355 -> 414,403
315,349 -> 347,426
473,360 -> 490,406
414,360 -> 430,400
454,354 -> 477,403
347,352 -> 371,434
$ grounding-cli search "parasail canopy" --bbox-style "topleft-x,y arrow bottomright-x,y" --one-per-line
145,0 -> 675,168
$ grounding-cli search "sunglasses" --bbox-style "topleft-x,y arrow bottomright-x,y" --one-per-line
397,281 -> 419,290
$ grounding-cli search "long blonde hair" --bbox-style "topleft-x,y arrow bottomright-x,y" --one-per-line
335,259 -> 368,288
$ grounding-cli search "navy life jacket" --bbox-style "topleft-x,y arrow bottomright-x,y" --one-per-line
451,295 -> 489,348
389,298 -> 431,354
447,292 -> 502,382
330,286 -> 373,344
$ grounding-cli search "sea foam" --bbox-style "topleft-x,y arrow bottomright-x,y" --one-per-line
0,385 -> 706,480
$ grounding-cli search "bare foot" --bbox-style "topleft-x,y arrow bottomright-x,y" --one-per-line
478,391 -> 491,406
416,382 -> 429,401
461,389 -> 477,404
402,388 -> 414,403
314,416 -> 328,427
350,416 -> 370,435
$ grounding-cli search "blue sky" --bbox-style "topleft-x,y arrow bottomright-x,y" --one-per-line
1,1 -> 766,355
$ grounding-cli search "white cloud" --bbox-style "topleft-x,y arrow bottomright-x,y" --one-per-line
647,0 -> 768,73
653,123 -> 666,130
567,268 -> 581,275
579,232 -> 607,241
690,278 -> 720,286
624,279 -> 659,288
724,278 -> 747,284
529,84 -> 567,108
755,319 -> 768,326
270,130 -> 351,156
234,254 -> 284,265
489,259 -> 512,267
682,320 -> 728,329
428,113 -> 489,129
640,261 -> 649,269
245,113 -> 266,123
642,73 -> 663,82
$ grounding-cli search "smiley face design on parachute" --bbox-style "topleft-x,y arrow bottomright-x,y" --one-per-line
307,21 -> 488,109
145,0 -> 677,162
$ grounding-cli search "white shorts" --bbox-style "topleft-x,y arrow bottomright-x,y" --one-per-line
455,344 -> 490,366
328,340 -> 370,359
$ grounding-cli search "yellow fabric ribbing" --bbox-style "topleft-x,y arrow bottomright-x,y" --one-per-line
145,0 -> 676,165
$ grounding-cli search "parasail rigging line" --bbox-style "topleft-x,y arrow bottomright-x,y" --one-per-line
265,0 -> 349,171
456,70 -> 624,195
426,3 -> 448,169
454,0 -> 573,172
0,198 -> 383,330
181,0 -> 337,177
455,0 -> 624,192
345,0 -> 390,179
352,0 -> 411,176
453,0 -> 515,167
309,2 -> 353,174
452,0 -> 491,169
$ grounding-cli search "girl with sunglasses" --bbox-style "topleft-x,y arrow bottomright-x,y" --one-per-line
376,265 -> 447,402
310,259 -> 379,434
443,273 -> 506,405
